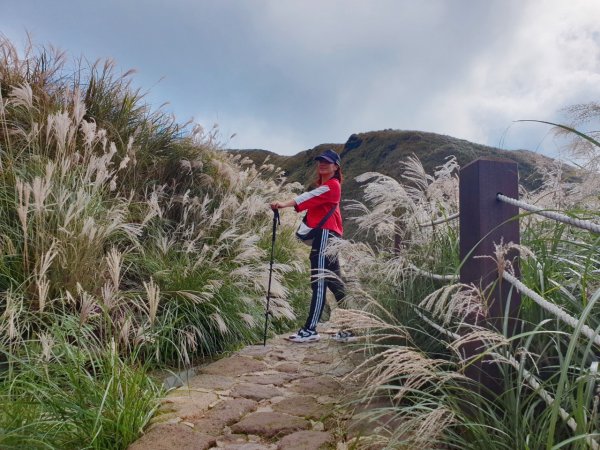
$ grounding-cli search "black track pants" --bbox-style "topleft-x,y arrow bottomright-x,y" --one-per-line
304,229 -> 345,331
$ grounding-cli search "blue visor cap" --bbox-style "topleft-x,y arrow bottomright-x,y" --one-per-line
314,149 -> 341,165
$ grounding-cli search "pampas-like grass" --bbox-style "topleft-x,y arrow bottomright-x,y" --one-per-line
419,283 -> 486,326
331,137 -> 600,448
349,345 -> 458,402
0,36 -> 256,448
0,38 -> 309,444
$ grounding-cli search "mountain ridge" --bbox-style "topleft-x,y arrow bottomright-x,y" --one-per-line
229,129 -> 563,238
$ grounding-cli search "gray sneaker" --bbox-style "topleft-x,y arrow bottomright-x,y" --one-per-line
288,328 -> 320,343
332,330 -> 357,342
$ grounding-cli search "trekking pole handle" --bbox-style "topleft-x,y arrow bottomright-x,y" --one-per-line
272,209 -> 280,240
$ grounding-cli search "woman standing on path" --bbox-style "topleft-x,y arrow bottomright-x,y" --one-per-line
270,149 -> 354,343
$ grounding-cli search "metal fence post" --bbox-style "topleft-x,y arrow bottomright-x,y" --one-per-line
459,157 -> 521,389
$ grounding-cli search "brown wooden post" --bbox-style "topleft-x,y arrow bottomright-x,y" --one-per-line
459,157 -> 521,390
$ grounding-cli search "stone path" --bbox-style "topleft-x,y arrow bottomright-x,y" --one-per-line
129,326 -> 365,450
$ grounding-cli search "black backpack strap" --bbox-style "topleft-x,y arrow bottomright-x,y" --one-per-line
314,204 -> 338,230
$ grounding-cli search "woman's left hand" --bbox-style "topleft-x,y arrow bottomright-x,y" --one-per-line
270,199 -> 295,210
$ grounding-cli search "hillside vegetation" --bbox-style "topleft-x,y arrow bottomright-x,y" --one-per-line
232,130 -> 567,238
321,129 -> 600,447
232,112 -> 600,449
0,38 -> 309,449
2,35 -> 599,450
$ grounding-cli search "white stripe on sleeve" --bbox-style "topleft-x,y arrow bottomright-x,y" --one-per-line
294,185 -> 330,206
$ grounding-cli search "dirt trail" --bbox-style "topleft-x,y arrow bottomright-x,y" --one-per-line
129,325 -> 368,450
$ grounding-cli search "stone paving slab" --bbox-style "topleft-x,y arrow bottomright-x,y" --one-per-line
288,376 -> 344,396
230,411 -> 310,438
129,423 -> 216,450
200,355 -> 268,377
230,382 -> 284,401
187,374 -> 237,390
272,395 -> 330,420
277,430 -> 334,450
239,372 -> 297,386
129,326 -> 370,449
205,398 -> 258,424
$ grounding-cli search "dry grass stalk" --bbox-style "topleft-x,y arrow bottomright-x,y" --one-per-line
1,291 -> 22,341
238,313 -> 256,327
331,307 -> 408,342
269,297 -> 296,321
75,283 -> 99,325
449,325 -> 511,366
411,406 -> 456,447
105,247 -> 123,289
118,316 -> 132,347
38,332 -> 55,363
9,82 -> 34,110
143,278 -> 160,325
35,241 -> 58,312
142,188 -> 164,226
101,282 -> 117,310
211,312 -> 229,334
349,155 -> 459,246
349,345 -> 464,404
172,290 -> 210,304
15,178 -> 31,266
132,323 -> 152,347
31,162 -> 55,215
36,275 -> 50,313
489,239 -> 535,280
360,406 -> 456,449
419,283 -> 486,325
348,172 -> 413,241
181,329 -> 200,366
47,110 -> 72,156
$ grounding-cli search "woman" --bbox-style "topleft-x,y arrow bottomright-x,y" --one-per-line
270,149 -> 354,343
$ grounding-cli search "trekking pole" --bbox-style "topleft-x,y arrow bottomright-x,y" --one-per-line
263,208 -> 280,346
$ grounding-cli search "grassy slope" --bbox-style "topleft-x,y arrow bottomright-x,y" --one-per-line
0,39 -> 311,449
231,129 -> 564,238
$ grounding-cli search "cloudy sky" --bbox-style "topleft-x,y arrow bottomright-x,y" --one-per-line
3,0 -> 600,156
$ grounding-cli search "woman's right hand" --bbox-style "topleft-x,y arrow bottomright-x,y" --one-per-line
270,201 -> 281,210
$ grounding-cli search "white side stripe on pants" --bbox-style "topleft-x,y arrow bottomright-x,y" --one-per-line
309,229 -> 329,329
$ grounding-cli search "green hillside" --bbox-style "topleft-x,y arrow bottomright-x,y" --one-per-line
231,129 -> 561,238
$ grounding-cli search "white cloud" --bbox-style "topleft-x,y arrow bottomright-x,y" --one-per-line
3,0 -> 600,156
408,0 -> 600,152
205,113 -> 309,155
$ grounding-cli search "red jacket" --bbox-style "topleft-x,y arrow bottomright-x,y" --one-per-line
294,178 -> 343,236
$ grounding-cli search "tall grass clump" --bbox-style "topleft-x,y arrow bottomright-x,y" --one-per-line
0,320 -> 161,450
0,37 -> 309,448
331,135 -> 600,448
